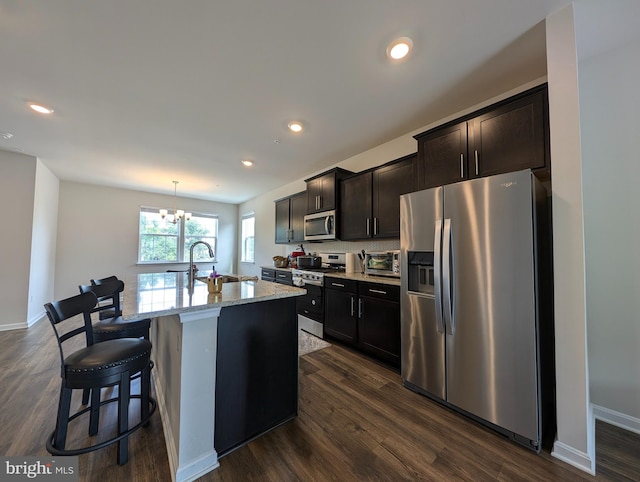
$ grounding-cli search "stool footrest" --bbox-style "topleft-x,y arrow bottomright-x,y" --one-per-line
46,395 -> 157,457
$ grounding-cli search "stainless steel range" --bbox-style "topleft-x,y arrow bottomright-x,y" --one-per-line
292,252 -> 346,339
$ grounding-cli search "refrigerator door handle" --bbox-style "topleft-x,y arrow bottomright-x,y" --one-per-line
434,220 -> 445,333
442,218 -> 454,335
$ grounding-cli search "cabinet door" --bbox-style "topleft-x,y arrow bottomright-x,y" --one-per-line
275,198 -> 291,244
324,288 -> 357,344
372,155 -> 416,238
306,177 -> 322,213
306,172 -> 336,213
289,191 -> 307,243
417,122 -> 467,189
340,172 -> 372,240
358,295 -> 400,367
469,90 -> 546,178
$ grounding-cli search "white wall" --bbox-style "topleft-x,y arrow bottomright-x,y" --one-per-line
545,4 -> 593,472
579,36 -> 640,422
0,151 -> 36,329
55,182 -> 238,300
27,160 -> 59,326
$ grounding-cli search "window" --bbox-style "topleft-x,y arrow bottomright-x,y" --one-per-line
241,213 -> 255,263
139,207 -> 218,263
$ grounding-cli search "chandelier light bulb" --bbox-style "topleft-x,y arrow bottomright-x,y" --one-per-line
161,181 -> 190,224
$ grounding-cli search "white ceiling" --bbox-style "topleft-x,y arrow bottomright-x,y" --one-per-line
0,0 -> 580,203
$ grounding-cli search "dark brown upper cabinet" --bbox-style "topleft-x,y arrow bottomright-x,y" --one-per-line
275,191 -> 306,244
416,122 -> 468,189
415,84 -> 550,190
340,154 -> 416,240
468,89 -> 547,179
305,168 -> 353,214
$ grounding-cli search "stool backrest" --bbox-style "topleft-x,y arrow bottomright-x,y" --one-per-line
79,279 -> 124,318
44,292 -> 98,378
90,275 -> 119,286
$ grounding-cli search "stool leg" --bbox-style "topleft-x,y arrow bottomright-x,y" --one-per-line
141,363 -> 150,427
82,388 -> 90,405
53,384 -> 72,450
89,387 -> 100,436
117,371 -> 130,465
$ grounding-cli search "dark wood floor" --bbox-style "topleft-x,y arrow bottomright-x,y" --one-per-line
1,319 -> 638,481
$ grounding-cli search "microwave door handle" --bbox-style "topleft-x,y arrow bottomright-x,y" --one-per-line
434,220 -> 445,333
325,215 -> 330,235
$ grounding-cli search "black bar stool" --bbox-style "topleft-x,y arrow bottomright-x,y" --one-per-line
79,280 -> 151,342
44,292 -> 156,465
78,280 -> 152,405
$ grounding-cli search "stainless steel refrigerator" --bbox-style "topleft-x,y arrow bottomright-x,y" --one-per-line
400,169 -> 554,451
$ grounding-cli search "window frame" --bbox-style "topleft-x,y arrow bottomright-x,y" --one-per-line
240,212 -> 255,263
138,206 -> 219,264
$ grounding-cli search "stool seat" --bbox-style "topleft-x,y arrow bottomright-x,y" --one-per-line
65,338 -> 152,388
93,317 -> 151,343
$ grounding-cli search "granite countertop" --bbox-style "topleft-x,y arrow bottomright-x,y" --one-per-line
261,266 -> 400,287
122,271 -> 305,321
323,271 -> 401,286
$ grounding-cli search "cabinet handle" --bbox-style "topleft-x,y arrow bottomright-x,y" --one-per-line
373,217 -> 378,235
331,282 -> 345,287
315,195 -> 320,210
350,296 -> 355,317
369,288 -> 387,295
358,298 -> 363,318
366,218 -> 370,236
460,154 -> 464,179
475,150 -> 479,176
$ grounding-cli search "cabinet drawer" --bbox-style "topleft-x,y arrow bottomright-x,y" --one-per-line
275,271 -> 293,285
261,268 -> 276,280
324,276 -> 357,292
359,282 -> 400,301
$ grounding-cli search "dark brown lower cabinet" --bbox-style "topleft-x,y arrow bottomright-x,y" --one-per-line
324,277 -> 400,368
357,282 -> 400,367
324,278 -> 357,343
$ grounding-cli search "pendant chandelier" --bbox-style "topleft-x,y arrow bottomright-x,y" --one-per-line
159,181 -> 191,224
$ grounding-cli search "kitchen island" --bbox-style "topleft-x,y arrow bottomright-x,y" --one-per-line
122,272 -> 305,482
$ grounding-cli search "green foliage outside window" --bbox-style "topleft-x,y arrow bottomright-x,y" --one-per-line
139,208 -> 218,263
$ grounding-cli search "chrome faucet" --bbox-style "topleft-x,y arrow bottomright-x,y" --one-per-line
189,241 -> 214,286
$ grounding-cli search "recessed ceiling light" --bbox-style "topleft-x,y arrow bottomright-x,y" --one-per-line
29,103 -> 54,114
0,131 -> 13,140
288,121 -> 303,133
241,159 -> 254,167
386,37 -> 413,61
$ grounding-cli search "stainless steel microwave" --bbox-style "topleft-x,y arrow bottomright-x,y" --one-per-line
364,250 -> 400,277
304,210 -> 336,241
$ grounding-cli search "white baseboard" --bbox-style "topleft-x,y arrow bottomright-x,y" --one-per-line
0,321 -> 28,332
551,441 -> 595,475
0,312 -> 46,332
28,311 -> 46,327
593,404 -> 640,435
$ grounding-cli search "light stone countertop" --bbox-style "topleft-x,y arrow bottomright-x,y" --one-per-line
122,271 -> 306,321
260,266 -> 400,286
322,271 -> 401,287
